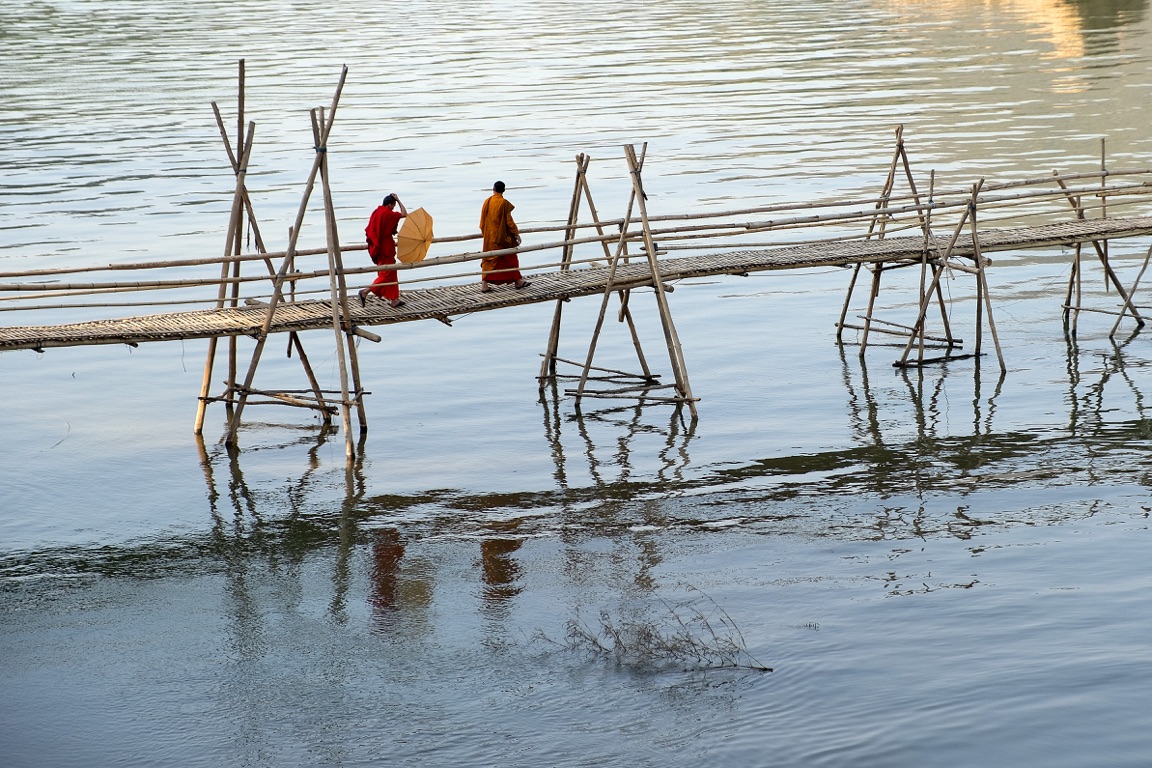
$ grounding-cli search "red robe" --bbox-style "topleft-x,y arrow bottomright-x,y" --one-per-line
479,192 -> 522,284
365,204 -> 403,301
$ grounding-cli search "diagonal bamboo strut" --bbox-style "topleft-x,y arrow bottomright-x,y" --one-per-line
1110,240 -> 1152,337
970,185 -> 1006,371
225,65 -> 349,448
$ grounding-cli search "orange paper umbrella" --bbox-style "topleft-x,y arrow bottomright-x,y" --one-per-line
397,207 -> 434,264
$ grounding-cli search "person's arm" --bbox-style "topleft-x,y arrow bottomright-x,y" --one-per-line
392,193 -> 408,218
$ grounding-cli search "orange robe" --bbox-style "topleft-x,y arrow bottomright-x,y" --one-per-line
479,192 -> 522,284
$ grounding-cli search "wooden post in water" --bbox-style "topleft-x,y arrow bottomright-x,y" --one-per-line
194,119 -> 256,435
538,153 -> 590,382
622,143 -> 697,416
839,125 -> 947,354
571,144 -> 667,405
225,65 -> 349,448
312,104 -> 365,458
967,180 -> 1006,371
542,153 -> 655,387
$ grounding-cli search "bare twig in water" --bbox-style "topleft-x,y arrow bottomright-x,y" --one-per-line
542,585 -> 771,672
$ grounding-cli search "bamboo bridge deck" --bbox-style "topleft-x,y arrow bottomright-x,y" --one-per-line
5,216 -> 1151,353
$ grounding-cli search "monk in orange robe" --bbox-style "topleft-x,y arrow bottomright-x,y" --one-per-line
479,181 -> 530,292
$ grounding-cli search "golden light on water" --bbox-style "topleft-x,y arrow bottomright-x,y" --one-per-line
886,0 -> 1087,59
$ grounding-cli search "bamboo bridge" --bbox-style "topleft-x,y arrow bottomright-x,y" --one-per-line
4,63 -> 1152,458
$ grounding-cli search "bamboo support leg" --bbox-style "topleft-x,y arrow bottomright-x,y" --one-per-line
1065,242 -> 1082,335
624,143 -> 697,416
836,262 -> 863,341
289,332 -> 332,427
539,154 -> 589,382
313,107 -> 356,457
1109,240 -> 1152,337
932,264 -> 956,346
620,298 -> 655,380
195,120 -> 257,434
859,262 -> 884,355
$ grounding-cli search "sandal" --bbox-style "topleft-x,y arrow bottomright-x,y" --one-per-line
514,279 -> 531,290
389,298 -> 406,308
480,283 -> 494,293
357,290 -> 368,307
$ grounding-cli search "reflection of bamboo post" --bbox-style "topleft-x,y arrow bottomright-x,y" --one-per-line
194,121 -> 256,434
226,66 -> 349,447
623,143 -> 697,416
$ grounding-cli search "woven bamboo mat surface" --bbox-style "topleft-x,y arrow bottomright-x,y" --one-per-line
4,216 -> 1151,351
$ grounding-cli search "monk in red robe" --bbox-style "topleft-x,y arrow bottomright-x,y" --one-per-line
479,181 -> 530,292
359,193 -> 407,308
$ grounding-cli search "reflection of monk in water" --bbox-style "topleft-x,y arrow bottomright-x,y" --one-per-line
370,529 -> 405,624
480,536 -> 523,601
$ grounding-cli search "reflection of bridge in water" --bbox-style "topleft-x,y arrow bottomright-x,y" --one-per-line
4,332 -> 1148,647
5,64 -> 1152,458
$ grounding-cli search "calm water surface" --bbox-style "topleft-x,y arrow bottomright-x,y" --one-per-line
3,1 -> 1152,766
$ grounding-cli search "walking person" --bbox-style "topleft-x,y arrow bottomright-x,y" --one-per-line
479,181 -> 530,292
360,193 -> 407,308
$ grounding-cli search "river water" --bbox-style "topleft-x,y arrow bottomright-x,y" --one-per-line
3,1 -> 1152,766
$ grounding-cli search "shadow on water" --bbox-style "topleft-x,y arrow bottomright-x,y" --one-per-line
4,336 -> 1151,588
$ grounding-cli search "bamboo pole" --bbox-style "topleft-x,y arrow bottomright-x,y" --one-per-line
539,153 -> 589,382
895,184 -> 976,368
623,143 -> 697,416
1056,174 -> 1145,326
225,65 -> 348,447
966,181 -> 1006,371
195,120 -> 257,434
312,105 -> 361,456
1109,239 -> 1152,337
288,332 -> 332,427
